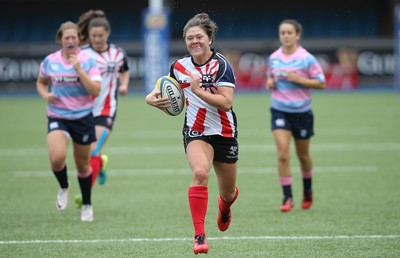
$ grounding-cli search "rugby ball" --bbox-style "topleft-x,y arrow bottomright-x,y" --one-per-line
156,76 -> 185,116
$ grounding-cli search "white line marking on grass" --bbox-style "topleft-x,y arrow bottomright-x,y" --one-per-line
1,235 -> 399,245
1,142 -> 400,157
113,127 -> 380,139
13,165 -> 378,177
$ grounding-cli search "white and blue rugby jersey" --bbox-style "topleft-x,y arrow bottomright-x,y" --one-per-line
267,46 -> 325,113
39,49 -> 102,119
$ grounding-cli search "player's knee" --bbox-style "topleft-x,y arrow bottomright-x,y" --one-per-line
277,153 -> 290,164
298,155 -> 311,166
49,156 -> 66,171
192,168 -> 209,184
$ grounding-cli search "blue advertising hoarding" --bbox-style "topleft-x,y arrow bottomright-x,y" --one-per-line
396,5 -> 400,90
142,8 -> 171,94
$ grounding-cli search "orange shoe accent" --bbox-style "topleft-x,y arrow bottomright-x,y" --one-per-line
280,197 -> 294,212
193,234 -> 208,254
217,186 -> 239,232
302,193 -> 313,209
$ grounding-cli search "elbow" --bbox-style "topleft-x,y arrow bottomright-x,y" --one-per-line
145,95 -> 151,105
92,82 -> 101,97
221,103 -> 232,112
224,106 -> 232,112
220,98 -> 234,112
314,81 -> 325,90
95,87 -> 101,97
92,89 -> 100,97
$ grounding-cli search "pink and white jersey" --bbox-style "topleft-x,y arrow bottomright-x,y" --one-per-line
39,49 -> 102,119
267,46 -> 325,113
81,43 -> 129,118
168,50 -> 238,138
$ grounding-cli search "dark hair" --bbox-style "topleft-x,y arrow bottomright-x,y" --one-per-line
280,19 -> 303,37
77,9 -> 110,45
55,21 -> 79,44
183,13 -> 218,46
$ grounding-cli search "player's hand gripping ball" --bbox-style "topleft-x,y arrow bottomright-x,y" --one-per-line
156,76 -> 185,116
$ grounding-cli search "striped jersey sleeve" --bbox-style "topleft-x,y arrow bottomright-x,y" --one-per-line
268,46 -> 325,113
39,49 -> 101,119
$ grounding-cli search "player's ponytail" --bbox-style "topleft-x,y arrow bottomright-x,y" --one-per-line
77,9 -> 109,45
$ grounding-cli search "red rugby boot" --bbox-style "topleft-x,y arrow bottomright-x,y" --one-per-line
280,197 -> 294,212
302,191 -> 313,210
193,234 -> 208,254
217,187 -> 239,232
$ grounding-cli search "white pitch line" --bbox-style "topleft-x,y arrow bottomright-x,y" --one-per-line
1,142 -> 400,157
1,234 -> 399,245
111,127 -> 380,139
13,165 -> 379,177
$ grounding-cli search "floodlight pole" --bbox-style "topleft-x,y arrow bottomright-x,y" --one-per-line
149,0 -> 163,10
143,0 -> 170,94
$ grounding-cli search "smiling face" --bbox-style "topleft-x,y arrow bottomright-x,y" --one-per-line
279,23 -> 300,52
89,26 -> 109,52
185,26 -> 212,65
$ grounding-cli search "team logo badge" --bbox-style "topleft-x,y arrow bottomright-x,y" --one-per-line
201,74 -> 213,87
82,134 -> 89,143
228,146 -> 238,156
188,130 -> 203,137
275,118 -> 285,127
49,122 -> 59,130
107,62 -> 116,73
107,117 -> 113,127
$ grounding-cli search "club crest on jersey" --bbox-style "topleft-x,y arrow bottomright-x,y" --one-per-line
107,62 -> 116,73
202,74 -> 213,87
51,64 -> 59,71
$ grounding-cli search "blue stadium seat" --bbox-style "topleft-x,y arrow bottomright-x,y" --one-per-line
0,8 -> 380,43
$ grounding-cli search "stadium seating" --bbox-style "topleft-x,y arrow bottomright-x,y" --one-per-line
0,9 -> 378,43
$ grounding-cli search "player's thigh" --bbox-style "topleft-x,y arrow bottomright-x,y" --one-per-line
186,140 -> 214,173
47,130 -> 69,164
272,129 -> 292,153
